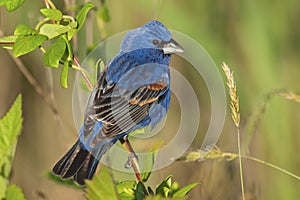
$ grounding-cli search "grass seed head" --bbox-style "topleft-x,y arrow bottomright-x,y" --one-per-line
222,62 -> 240,127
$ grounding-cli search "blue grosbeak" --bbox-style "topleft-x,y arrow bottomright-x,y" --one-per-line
52,20 -> 183,185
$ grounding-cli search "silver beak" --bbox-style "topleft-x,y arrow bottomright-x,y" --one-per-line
162,38 -> 184,54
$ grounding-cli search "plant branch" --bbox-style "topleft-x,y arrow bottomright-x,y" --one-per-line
6,50 -> 59,115
120,136 -> 142,183
0,29 -> 72,135
0,42 -> 14,45
43,0 -> 94,91
73,56 -> 93,90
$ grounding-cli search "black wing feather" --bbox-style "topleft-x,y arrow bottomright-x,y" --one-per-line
81,69 -> 168,148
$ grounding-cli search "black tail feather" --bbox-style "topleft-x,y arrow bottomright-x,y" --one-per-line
74,153 -> 99,185
52,140 -> 81,176
52,140 -> 99,185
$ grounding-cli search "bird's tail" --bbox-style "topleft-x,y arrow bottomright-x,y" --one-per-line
52,140 -> 107,185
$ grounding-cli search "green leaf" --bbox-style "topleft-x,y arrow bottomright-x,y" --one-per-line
141,153 -> 154,182
60,60 -> 69,88
141,142 -> 163,182
43,36 -> 66,68
97,4 -> 111,23
163,187 -> 170,197
172,183 -> 198,198
155,175 -> 172,197
0,177 -> 8,199
135,182 -> 146,200
0,35 -> 17,50
75,2 -> 95,29
69,21 -> 78,29
169,182 -> 179,196
116,181 -> 136,200
13,35 -> 48,57
0,95 -> 22,199
6,184 -> 25,200
116,180 -> 136,193
62,35 -> 73,60
129,127 -> 145,136
1,156 -> 11,179
86,166 -> 118,200
40,24 -> 71,39
68,2 -> 95,40
0,94 -> 22,160
14,24 -> 38,36
40,8 -> 63,21
3,0 -> 24,12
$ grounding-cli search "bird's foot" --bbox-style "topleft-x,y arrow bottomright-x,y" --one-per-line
124,152 -> 139,169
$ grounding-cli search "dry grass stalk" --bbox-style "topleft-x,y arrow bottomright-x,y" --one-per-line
221,62 -> 245,200
178,146 -> 238,162
221,62 -> 240,127
279,90 -> 300,103
178,145 -> 300,183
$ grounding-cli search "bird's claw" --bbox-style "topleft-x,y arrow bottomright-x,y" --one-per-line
124,152 -> 139,169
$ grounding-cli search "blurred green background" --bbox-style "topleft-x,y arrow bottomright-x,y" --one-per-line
1,0 -> 300,199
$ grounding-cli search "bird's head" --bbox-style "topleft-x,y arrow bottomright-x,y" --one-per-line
120,20 -> 184,54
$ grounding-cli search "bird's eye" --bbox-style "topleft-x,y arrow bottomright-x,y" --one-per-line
152,39 -> 159,45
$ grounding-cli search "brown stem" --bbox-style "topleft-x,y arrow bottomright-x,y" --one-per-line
73,56 -> 93,90
0,42 -> 14,45
120,137 -> 142,182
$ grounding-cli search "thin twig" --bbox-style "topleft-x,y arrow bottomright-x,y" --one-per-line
73,56 -> 93,90
0,29 -> 72,134
0,42 -> 14,45
7,50 -> 58,114
41,0 -> 65,130
119,136 -> 142,182
44,67 -> 65,131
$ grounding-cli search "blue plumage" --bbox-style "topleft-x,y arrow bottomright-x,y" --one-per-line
120,20 -> 172,53
52,20 -> 183,185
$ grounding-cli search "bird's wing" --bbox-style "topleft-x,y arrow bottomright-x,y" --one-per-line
81,69 -> 169,149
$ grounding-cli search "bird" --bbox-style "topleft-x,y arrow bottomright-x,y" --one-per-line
52,20 -> 184,185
